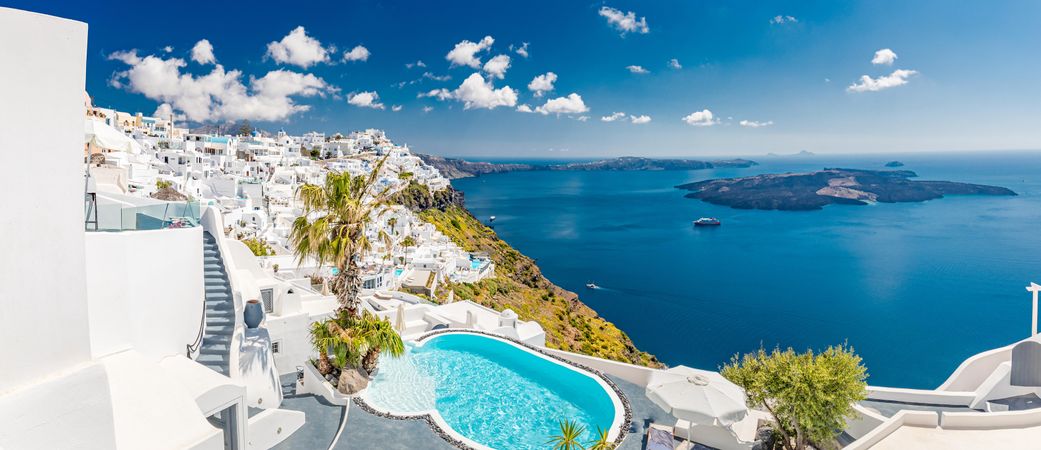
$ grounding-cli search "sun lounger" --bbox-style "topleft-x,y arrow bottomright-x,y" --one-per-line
647,424 -> 679,450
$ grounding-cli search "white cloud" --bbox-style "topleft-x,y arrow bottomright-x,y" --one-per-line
527,72 -> 557,97
770,15 -> 798,24
601,112 -> 626,122
871,48 -> 898,65
162,46 -> 174,53
423,72 -> 451,81
668,58 -> 682,69
419,88 -> 452,100
451,73 -> 517,109
630,114 -> 651,124
266,26 -> 331,68
847,69 -> 918,92
446,36 -> 494,68
739,119 -> 773,128
391,105 -> 403,112
682,109 -> 718,127
513,42 -> 530,58
343,45 -> 370,62
576,116 -> 590,122
599,6 -> 649,35
516,104 -> 534,113
108,50 -> 337,122
347,91 -> 385,109
535,93 -> 589,115
152,103 -> 184,121
405,60 -> 426,69
626,65 -> 649,74
422,106 -> 434,113
483,54 -> 511,79
191,39 -> 215,65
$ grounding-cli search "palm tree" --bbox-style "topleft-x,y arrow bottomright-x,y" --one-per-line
310,320 -> 338,375
290,157 -> 393,316
387,217 -> 397,235
587,427 -> 614,450
356,312 -> 406,373
547,420 -> 586,450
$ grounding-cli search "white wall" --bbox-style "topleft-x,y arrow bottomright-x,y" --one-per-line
0,6 -> 91,392
84,227 -> 205,360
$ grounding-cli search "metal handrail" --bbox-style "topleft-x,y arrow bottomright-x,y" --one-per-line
186,300 -> 206,358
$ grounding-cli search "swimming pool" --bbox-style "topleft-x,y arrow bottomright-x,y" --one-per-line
470,259 -> 486,270
363,332 -> 623,449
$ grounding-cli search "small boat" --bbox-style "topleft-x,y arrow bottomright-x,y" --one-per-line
693,217 -> 721,227
586,283 -> 599,289
489,215 -> 496,222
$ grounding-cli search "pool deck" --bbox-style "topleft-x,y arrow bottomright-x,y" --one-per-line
271,373 -> 694,450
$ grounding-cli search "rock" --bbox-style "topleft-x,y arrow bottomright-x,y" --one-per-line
337,367 -> 370,395
676,168 -> 1016,211
416,154 -> 758,179
884,160 -> 905,167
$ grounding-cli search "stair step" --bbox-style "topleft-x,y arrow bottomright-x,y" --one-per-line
205,284 -> 229,292
205,325 -> 234,334
196,353 -> 227,364
204,270 -> 226,277
206,308 -> 233,316
205,292 -> 230,300
204,278 -> 227,285
204,263 -> 224,271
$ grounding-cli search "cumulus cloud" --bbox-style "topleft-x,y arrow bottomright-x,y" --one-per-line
108,50 -> 337,122
423,72 -> 451,82
527,72 -> 557,97
576,116 -> 590,122
682,109 -> 718,127
668,58 -> 682,69
847,69 -> 917,92
391,105 -> 403,112
483,54 -> 511,79
266,26 -> 330,68
602,112 -> 651,124
516,104 -> 534,113
343,45 -> 370,62
347,91 -> 385,109
405,60 -> 426,69
452,73 -> 518,109
770,15 -> 798,24
739,120 -> 773,128
512,42 -> 530,58
630,114 -> 651,124
162,46 -> 174,54
626,65 -> 649,74
599,6 -> 649,35
446,36 -> 495,68
535,93 -> 589,115
419,88 -> 453,100
152,103 -> 185,121
422,106 -> 434,113
601,112 -> 626,122
871,48 -> 898,65
191,39 -> 215,65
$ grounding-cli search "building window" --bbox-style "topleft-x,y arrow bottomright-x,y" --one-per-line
272,341 -> 281,354
261,288 -> 274,313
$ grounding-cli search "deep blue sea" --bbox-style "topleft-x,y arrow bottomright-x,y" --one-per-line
453,152 -> 1041,389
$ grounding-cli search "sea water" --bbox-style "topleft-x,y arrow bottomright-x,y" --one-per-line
453,151 -> 1041,388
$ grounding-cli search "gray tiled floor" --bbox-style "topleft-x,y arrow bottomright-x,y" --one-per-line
334,404 -> 457,450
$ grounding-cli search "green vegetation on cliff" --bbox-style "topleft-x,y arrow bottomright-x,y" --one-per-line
394,182 -> 660,367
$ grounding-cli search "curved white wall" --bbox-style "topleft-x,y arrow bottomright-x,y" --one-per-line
85,227 -> 204,360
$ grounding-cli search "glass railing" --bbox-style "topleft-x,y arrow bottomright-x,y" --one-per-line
86,200 -> 201,231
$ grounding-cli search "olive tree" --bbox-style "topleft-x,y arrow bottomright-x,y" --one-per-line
721,344 -> 867,450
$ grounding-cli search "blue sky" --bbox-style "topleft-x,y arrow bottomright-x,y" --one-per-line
18,0 -> 1041,156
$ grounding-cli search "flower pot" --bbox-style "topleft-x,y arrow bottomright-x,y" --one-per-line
244,299 -> 264,329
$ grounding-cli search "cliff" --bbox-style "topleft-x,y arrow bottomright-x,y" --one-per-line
394,182 -> 662,367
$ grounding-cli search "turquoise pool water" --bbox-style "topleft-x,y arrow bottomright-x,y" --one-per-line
394,268 -> 404,277
364,333 -> 618,449
470,259 -> 484,270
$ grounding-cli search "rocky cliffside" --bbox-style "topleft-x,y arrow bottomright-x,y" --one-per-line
395,182 -> 661,367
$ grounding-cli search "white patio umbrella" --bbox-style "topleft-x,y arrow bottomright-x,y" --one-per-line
85,119 -> 142,154
394,304 -> 406,333
646,366 -> 748,427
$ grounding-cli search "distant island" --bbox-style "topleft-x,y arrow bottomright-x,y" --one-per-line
676,168 -> 1016,211
418,155 -> 758,179
884,161 -> 905,167
765,150 -> 816,157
